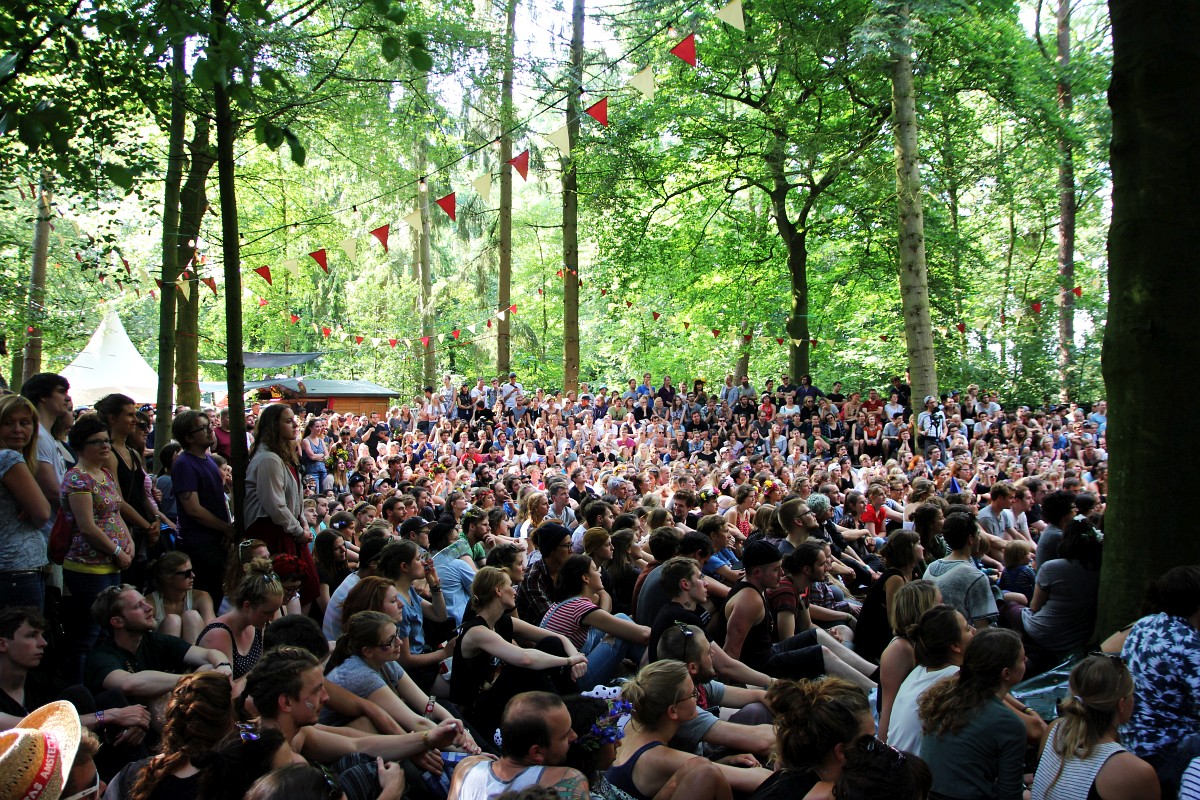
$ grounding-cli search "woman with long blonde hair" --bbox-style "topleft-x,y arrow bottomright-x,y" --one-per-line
0,394 -> 51,608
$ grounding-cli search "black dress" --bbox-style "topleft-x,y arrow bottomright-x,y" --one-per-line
852,567 -> 905,665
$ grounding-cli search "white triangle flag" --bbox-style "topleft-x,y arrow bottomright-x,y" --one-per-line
340,236 -> 357,263
337,330 -> 348,341
546,125 -> 571,155
176,278 -> 190,301
716,0 -> 745,31
496,310 -> 506,322
371,337 -> 381,347
467,324 -> 477,335
628,66 -> 655,101
437,334 -> 445,344
403,209 -> 423,231
282,259 -> 300,277
473,173 -> 493,204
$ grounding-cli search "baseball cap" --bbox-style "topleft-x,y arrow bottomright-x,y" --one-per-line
398,517 -> 432,538
923,395 -> 937,405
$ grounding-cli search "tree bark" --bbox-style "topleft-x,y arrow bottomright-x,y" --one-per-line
174,116 -> 214,411
1097,0 -> 1200,638
765,133 -> 810,379
417,140 -> 435,386
156,39 -> 186,447
211,0 -> 247,531
1055,0 -> 1076,403
23,168 -> 53,380
892,3 -> 937,402
496,0 -> 517,377
561,0 -> 583,391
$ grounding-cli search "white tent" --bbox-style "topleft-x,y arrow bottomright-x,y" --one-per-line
61,311 -> 161,405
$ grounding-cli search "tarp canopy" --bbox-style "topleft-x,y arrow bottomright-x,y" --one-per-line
196,378 -> 400,397
61,311 -> 161,405
200,352 -> 324,369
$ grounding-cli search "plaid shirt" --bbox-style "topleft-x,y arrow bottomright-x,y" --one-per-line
516,558 -> 554,623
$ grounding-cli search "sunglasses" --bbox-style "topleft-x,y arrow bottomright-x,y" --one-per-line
671,621 -> 695,662
85,438 -> 113,447
237,722 -> 260,742
174,569 -> 195,578
61,772 -> 100,800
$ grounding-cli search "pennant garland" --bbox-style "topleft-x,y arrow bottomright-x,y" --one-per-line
670,34 -> 697,67
309,249 -> 328,273
584,98 -> 609,127
370,225 -> 390,254
508,150 -> 530,181
716,0 -> 745,31
254,266 -> 272,285
340,236 -> 357,263
435,193 -> 457,222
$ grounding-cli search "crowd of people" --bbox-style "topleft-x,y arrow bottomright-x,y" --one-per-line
1,367 -> 1197,800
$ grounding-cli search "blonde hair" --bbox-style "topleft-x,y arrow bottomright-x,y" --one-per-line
1003,539 -> 1033,569
230,557 -> 285,609
469,566 -> 510,611
1043,655 -> 1135,794
621,660 -> 691,728
0,395 -> 39,469
888,578 -> 940,637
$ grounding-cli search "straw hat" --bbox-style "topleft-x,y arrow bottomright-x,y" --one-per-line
0,700 -> 82,800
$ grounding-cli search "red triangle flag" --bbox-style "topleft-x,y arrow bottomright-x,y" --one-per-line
258,297 -> 268,307
670,33 -> 697,67
420,336 -> 430,348
201,276 -> 218,295
1031,301 -> 1042,313
290,313 -> 300,324
155,279 -> 163,289
652,311 -> 661,321
584,98 -> 609,126
578,279 -> 583,288
712,329 -> 721,338
1000,313 -> 1007,325
309,249 -> 328,272
121,258 -> 130,276
435,193 -> 457,222
452,329 -> 461,339
956,322 -> 966,333
487,319 -> 493,328
508,150 -> 530,180
683,321 -> 690,330
75,252 -> 82,262
556,269 -> 563,278
1071,286 -> 1083,298
776,338 -> 784,345
98,274 -> 105,284
743,334 -> 753,343
149,290 -> 156,299
810,338 -> 818,347
322,326 -> 332,337
538,288 -> 544,296
600,288 -> 607,296
509,304 -> 517,313
626,301 -> 633,308
880,334 -> 889,341
370,224 -> 390,253
389,338 -> 398,348
134,289 -> 140,298
254,265 -> 272,285
355,335 -> 364,345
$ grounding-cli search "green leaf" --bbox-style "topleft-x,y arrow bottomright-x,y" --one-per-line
287,138 -> 306,166
371,0 -> 390,14
63,36 -> 79,62
405,30 -> 425,49
381,36 -> 402,63
257,121 -> 284,150
384,4 -> 407,24
409,47 -> 432,72
104,164 -> 135,191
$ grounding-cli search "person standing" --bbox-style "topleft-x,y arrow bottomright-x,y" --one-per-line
0,395 -> 52,610
244,404 -> 319,610
170,410 -> 234,606
19,373 -> 70,542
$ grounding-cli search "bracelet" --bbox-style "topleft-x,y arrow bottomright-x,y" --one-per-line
112,544 -> 123,557
1022,706 -> 1035,716
95,709 -> 105,725
216,661 -> 232,669
429,584 -> 442,593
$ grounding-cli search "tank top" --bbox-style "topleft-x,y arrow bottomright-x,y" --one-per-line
456,761 -> 545,800
605,741 -> 663,800
116,446 -> 151,521
451,614 -> 513,708
149,590 -> 194,623
721,581 -> 775,670
1031,724 -> 1126,800
197,621 -> 263,678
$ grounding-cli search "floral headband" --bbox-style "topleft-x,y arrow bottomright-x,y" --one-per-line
577,699 -> 632,751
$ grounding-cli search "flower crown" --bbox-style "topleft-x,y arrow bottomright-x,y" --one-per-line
577,699 -> 632,751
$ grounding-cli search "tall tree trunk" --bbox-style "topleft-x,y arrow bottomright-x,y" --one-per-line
417,141 -> 435,386
892,4 -> 937,401
1097,0 -> 1200,638
174,117 -> 214,410
765,133 -> 811,379
156,39 -> 186,450
23,168 -> 53,381
734,350 -> 750,382
561,0 -> 583,391
497,0 -> 517,377
211,0 -> 247,530
1055,0 -> 1076,402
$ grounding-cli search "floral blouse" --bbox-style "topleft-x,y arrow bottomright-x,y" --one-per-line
61,466 -> 124,570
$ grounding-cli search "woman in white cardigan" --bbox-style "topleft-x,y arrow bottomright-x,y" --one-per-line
244,404 -> 319,611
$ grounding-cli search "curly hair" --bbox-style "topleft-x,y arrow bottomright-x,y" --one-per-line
767,677 -> 869,770
240,646 -> 320,720
918,627 -> 1022,737
129,672 -> 234,800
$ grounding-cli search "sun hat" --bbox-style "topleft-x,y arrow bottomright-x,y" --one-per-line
0,701 -> 82,800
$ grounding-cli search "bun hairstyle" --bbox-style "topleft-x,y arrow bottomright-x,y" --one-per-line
194,725 -> 289,800
918,627 -> 1022,737
129,672 -> 234,800
1043,654 -> 1134,794
767,677 -> 869,770
230,557 -> 285,610
620,661 -> 691,728
908,603 -> 965,669
470,566 -> 511,612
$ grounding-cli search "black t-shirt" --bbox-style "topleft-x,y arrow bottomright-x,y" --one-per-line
85,631 -> 192,695
450,614 -> 513,708
748,768 -> 818,800
0,673 -> 59,719
649,602 -> 705,662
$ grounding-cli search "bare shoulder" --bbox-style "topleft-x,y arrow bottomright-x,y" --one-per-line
1095,751 -> 1160,800
542,767 -> 591,800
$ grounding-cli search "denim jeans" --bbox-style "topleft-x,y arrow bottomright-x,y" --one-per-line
0,570 -> 45,612
62,569 -> 122,683
579,613 -> 645,690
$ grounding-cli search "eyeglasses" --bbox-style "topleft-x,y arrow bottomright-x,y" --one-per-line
85,438 -> 112,447
321,769 -> 343,800
675,685 -> 700,704
174,569 -> 195,578
188,426 -> 210,436
60,771 -> 100,800
237,721 -> 260,742
376,634 -> 398,649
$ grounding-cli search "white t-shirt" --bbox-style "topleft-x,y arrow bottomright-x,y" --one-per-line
887,664 -> 960,755
36,422 -> 66,535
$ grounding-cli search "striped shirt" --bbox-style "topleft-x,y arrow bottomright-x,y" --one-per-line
1031,723 -> 1125,800
540,597 -> 599,650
